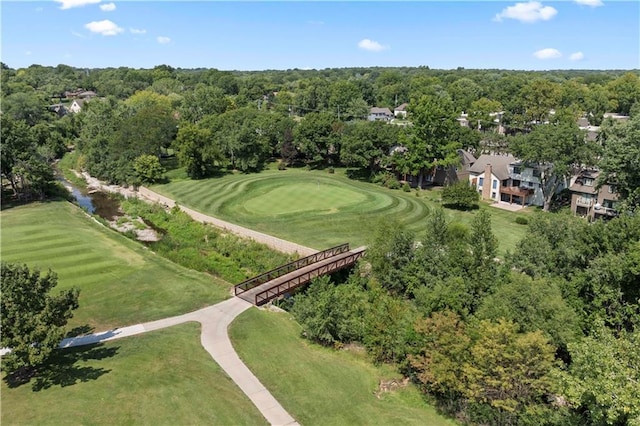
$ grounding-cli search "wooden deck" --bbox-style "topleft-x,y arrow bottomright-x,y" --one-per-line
235,246 -> 366,306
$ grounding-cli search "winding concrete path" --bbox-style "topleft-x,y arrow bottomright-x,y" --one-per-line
60,298 -> 299,426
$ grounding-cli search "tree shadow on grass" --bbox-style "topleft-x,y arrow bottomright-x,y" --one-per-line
4,343 -> 118,392
443,203 -> 480,211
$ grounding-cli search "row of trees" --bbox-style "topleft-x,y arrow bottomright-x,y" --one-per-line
3,63 -> 639,119
290,209 -> 640,425
2,63 -> 639,216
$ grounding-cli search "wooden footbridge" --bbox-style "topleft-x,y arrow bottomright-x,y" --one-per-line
234,243 -> 366,306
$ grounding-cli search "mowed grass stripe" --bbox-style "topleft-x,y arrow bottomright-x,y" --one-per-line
152,168 -> 526,252
1,201 -> 231,330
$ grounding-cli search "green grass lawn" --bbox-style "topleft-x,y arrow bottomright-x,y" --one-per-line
0,201 -> 231,331
1,323 -> 267,425
153,167 -> 529,254
230,308 -> 456,426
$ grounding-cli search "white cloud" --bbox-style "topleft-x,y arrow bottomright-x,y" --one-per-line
533,48 -> 562,59
130,28 -> 147,34
157,36 -> 171,44
494,1 -> 558,23
55,0 -> 101,10
569,51 -> 585,61
574,0 -> 603,6
84,20 -> 124,36
357,38 -> 388,52
100,2 -> 116,11
71,30 -> 88,39
25,51 -> 32,56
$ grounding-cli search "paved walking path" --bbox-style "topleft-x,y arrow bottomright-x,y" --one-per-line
137,187 -> 317,257
81,172 -> 316,257
60,298 -> 300,426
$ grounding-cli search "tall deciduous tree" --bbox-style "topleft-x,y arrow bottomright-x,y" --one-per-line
598,114 -> 640,211
173,123 -> 223,179
561,325 -> 640,426
1,263 -> 79,376
340,121 -> 398,175
400,95 -> 461,187
510,123 -> 592,211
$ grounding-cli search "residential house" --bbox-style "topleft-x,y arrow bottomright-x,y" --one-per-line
570,170 -> 619,220
368,107 -> 393,122
468,154 -> 516,203
393,103 -> 408,118
48,103 -> 68,117
500,161 -> 546,206
432,149 -> 477,185
77,90 -> 97,99
457,112 -> 470,128
68,99 -> 85,113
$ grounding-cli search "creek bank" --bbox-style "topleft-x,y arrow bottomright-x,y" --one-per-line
61,170 -> 161,242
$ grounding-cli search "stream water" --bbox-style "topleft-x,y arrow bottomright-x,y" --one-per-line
55,173 -> 122,221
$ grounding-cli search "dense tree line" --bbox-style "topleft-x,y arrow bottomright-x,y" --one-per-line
2,62 -> 639,194
289,210 -> 640,425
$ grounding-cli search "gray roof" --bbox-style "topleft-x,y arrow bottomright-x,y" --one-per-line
370,107 -> 392,115
457,149 -> 476,166
468,154 -> 516,181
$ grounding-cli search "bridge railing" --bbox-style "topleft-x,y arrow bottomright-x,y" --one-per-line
234,243 -> 350,296
254,249 -> 365,306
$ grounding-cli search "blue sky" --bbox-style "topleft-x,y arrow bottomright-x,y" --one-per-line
2,1 -> 638,71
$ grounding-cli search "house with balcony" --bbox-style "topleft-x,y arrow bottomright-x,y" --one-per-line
469,156 -> 550,207
570,170 -> 619,220
500,161 -> 546,207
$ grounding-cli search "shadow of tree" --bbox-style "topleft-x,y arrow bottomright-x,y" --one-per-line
4,343 -> 118,391
65,324 -> 95,338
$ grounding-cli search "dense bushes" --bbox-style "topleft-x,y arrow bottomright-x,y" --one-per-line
287,209 -> 640,425
441,181 -> 479,209
120,198 -> 293,283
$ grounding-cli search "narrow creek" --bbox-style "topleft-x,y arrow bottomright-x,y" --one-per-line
55,170 -> 162,242
55,171 -> 122,220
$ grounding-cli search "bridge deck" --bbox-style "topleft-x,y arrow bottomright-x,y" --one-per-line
237,247 -> 366,306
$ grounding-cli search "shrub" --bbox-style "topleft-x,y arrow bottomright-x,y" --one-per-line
372,171 -> 401,189
402,182 -> 411,192
328,167 -> 335,174
515,216 -> 529,225
278,162 -> 286,171
441,181 -> 479,210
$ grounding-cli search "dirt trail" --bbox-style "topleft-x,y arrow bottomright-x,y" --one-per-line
82,173 -> 317,257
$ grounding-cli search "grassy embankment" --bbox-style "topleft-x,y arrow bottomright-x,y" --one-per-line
1,324 -> 267,425
153,166 -> 532,255
230,308 -> 456,426
0,201 -> 231,331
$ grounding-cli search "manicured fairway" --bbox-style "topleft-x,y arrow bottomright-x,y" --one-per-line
1,323 -> 267,425
153,168 -> 529,254
230,308 -> 455,426
0,201 -> 231,331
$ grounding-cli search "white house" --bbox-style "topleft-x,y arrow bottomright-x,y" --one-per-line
393,103 -> 408,118
68,99 -> 85,114
368,107 -> 393,121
